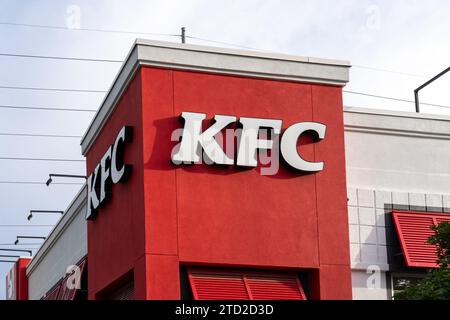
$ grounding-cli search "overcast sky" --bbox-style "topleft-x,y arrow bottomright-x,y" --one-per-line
1,0 -> 450,299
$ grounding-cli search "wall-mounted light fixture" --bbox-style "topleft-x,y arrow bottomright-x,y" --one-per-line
46,174 -> 87,186
0,248 -> 32,256
0,254 -> 21,258
14,236 -> 46,245
27,210 -> 64,221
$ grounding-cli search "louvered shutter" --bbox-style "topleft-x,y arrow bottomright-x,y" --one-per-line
42,282 -> 62,300
245,274 -> 306,300
188,268 -> 306,300
392,211 -> 450,268
188,270 -> 249,300
109,282 -> 135,300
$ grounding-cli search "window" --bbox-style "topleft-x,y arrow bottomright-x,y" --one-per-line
187,268 -> 307,300
108,281 -> 135,300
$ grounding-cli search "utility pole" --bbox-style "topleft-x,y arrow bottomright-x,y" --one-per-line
181,27 -> 186,44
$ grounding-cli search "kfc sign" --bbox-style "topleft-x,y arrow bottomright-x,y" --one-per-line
171,112 -> 327,172
86,126 -> 132,220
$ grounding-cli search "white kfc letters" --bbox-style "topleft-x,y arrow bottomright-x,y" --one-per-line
86,126 -> 132,220
172,112 -> 326,172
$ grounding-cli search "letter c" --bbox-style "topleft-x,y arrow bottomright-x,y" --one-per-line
280,122 -> 326,172
111,126 -> 133,183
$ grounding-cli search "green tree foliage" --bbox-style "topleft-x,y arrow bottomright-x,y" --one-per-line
394,221 -> 450,300
429,221 -> 450,268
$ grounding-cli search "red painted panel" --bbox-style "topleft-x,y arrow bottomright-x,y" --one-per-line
144,254 -> 180,300
392,211 -> 450,268
188,268 -> 306,300
86,72 -> 146,299
141,68 -> 179,256
171,70 -> 319,268
312,85 -> 350,267
15,258 -> 30,300
313,264 -> 352,300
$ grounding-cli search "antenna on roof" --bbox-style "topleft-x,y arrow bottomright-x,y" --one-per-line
181,27 -> 186,44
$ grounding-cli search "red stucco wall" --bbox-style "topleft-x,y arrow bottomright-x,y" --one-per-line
86,66 -> 352,300
86,72 -> 146,299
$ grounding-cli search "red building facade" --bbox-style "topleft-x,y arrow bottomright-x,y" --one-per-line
82,40 -> 352,300
5,258 -> 30,300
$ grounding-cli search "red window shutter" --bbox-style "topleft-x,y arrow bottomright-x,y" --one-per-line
245,274 -> 306,300
43,282 -> 61,300
188,270 -> 249,300
187,268 -> 306,300
392,211 -> 450,268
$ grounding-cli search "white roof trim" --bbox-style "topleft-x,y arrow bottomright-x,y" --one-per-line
344,107 -> 450,139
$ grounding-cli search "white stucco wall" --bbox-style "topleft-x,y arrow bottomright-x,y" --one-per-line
26,186 -> 87,300
344,107 -> 450,300
344,107 -> 450,194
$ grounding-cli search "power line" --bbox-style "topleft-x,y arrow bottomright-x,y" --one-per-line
190,36 -> 450,84
0,52 -> 122,63
0,243 -> 42,245
0,21 -> 180,38
0,45 -> 434,83
0,248 -> 38,251
0,40 -> 424,81
0,157 -> 84,162
0,85 -> 106,93
0,104 -> 96,112
0,21 -> 448,111
0,19 -> 444,82
2,87 -> 447,110
344,90 -> 450,110
0,181 -> 83,185
352,65 -> 429,78
186,35 -> 428,80
344,90 -> 416,103
0,20 -> 266,52
0,132 -> 82,139
353,65 -> 450,87
0,24 -> 440,85
0,46 -> 439,87
0,225 -> 54,227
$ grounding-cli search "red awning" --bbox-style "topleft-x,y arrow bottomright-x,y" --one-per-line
42,281 -> 62,300
187,268 -> 307,300
392,211 -> 450,268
